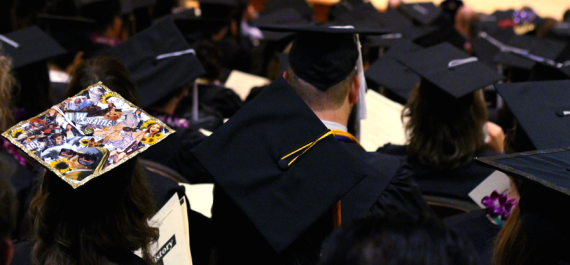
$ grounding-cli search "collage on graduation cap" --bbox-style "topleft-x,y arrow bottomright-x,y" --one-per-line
2,82 -> 174,187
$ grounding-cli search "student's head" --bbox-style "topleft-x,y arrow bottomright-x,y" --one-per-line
286,66 -> 358,112
27,158 -> 158,264
0,54 -> 15,132
67,56 -> 139,105
404,82 -> 488,170
79,0 -> 122,35
0,174 -> 17,265
319,210 -> 479,265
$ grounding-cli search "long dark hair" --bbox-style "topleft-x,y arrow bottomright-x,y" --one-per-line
66,56 -> 140,105
404,83 -> 488,170
27,159 -> 158,265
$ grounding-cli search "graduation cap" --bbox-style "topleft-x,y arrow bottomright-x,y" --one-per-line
528,60 -> 570,81
262,0 -> 314,22
476,148 -> 570,264
254,8 -> 312,42
495,80 -> 570,150
397,42 -> 503,99
398,2 -> 442,26
171,9 -> 231,45
494,35 -> 567,70
0,26 -> 67,69
75,0 -> 133,15
257,25 -> 389,91
191,77 -> 368,253
199,0 -> 240,20
471,30 -> 514,67
1,82 -> 175,189
365,44 -> 421,103
38,15 -> 96,57
106,17 -> 206,108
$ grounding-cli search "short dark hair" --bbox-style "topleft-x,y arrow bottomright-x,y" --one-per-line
319,210 -> 480,265
287,66 -> 356,111
0,172 -> 17,240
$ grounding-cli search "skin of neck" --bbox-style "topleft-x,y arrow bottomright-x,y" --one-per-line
283,72 -> 360,127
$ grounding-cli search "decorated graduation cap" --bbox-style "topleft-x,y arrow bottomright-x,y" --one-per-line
476,148 -> 570,264
495,80 -> 570,150
1,82 -> 174,189
399,2 -> 442,26
0,26 -> 67,69
191,77 -> 368,253
106,17 -> 206,108
397,42 -> 503,99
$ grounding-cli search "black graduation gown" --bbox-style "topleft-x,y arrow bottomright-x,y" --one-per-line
445,209 -> 501,265
211,136 -> 430,265
141,127 -> 213,184
377,144 -> 500,201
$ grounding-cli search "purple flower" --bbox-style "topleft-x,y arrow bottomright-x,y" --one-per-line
481,190 -> 518,221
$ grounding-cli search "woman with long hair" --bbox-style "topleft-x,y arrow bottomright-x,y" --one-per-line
14,158 -> 159,265
378,43 -> 505,201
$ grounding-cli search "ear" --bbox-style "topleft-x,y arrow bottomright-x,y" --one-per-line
348,74 -> 360,105
282,70 -> 289,81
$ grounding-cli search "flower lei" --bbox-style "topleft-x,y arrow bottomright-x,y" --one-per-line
0,137 -> 26,167
149,112 -> 189,129
481,190 -> 518,227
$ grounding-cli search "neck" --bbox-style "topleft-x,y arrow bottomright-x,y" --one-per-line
312,102 -> 352,127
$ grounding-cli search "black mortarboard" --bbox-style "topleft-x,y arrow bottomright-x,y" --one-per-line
171,9 -> 230,45
254,8 -> 312,41
0,26 -> 67,69
495,80 -> 570,150
471,30 -> 514,68
550,22 -> 570,41
38,15 -> 96,55
476,148 -> 570,264
397,42 -> 503,99
367,26 -> 437,48
191,77 -> 367,253
75,0 -> 132,15
106,18 -> 206,108
257,25 -> 389,91
365,58 -> 419,103
262,0 -> 314,22
494,35 -> 567,70
399,2 -> 442,25
199,0 -> 240,20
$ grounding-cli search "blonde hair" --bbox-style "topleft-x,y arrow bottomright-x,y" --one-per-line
0,53 -> 15,131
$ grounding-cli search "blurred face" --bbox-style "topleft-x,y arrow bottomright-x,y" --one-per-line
67,124 -> 72,130
149,124 -> 161,134
54,136 -> 63,145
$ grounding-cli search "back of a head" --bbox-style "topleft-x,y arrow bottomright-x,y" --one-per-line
27,158 -> 158,264
319,210 -> 480,265
67,56 -> 139,104
404,82 -> 488,170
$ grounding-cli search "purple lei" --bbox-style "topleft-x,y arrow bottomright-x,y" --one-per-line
481,190 -> 518,221
0,137 -> 26,167
152,113 -> 190,129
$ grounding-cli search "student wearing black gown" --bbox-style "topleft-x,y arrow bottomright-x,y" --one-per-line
377,43 -> 505,201
192,25 -> 430,265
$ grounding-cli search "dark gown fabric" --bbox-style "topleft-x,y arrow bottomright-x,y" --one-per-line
377,144 -> 500,201
11,241 -> 149,265
210,136 -> 430,265
50,81 -> 69,103
141,126 -> 213,184
445,209 -> 501,265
